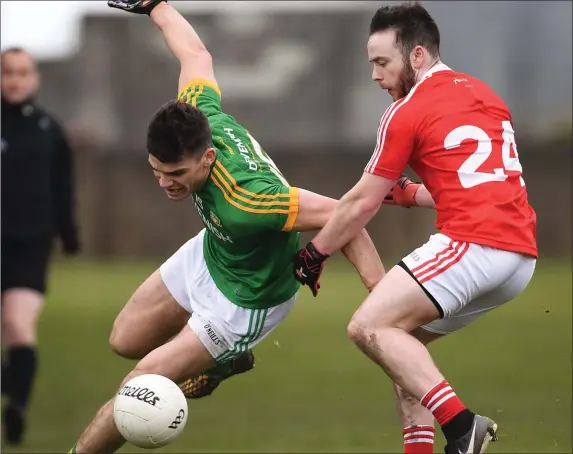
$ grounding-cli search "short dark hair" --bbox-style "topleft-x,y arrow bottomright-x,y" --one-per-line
369,2 -> 440,59
147,100 -> 212,163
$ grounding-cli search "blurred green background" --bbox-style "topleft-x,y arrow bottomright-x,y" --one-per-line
1,258 -> 571,453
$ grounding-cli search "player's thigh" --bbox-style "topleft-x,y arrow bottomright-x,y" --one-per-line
128,325 -> 216,385
423,254 -> 536,334
112,229 -> 211,358
159,227 -> 298,364
110,269 -> 190,358
400,233 -> 536,335
349,264 -> 441,335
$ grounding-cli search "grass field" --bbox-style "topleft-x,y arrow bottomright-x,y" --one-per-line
1,258 -> 571,453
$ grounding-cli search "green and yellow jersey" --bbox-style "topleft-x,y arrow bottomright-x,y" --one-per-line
178,79 -> 300,309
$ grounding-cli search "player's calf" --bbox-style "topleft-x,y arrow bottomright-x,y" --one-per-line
395,383 -> 435,453
393,329 -> 443,453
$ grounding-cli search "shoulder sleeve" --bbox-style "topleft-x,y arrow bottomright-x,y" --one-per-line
209,160 -> 299,232
178,78 -> 222,117
364,99 -> 415,179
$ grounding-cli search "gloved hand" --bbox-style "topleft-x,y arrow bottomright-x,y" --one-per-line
383,174 -> 421,208
62,230 -> 81,256
108,0 -> 167,15
293,242 -> 329,297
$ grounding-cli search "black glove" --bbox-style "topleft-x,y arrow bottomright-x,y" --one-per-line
108,0 -> 166,15
293,242 -> 329,297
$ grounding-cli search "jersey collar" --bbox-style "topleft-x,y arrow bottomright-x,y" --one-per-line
420,62 -> 452,82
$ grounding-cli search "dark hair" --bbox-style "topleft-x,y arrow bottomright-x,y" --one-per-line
147,100 -> 212,163
369,2 -> 440,58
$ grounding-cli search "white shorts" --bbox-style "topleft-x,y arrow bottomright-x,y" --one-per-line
159,229 -> 297,363
400,233 -> 536,334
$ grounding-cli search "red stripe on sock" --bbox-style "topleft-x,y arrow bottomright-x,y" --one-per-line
403,425 -> 435,454
421,380 -> 467,426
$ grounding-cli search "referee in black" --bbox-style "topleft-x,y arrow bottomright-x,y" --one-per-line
1,47 -> 81,445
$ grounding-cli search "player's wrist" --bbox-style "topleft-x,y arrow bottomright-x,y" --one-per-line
404,183 -> 421,207
306,242 -> 329,262
148,0 -> 168,16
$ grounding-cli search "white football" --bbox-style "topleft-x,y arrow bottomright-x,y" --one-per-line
113,374 -> 188,449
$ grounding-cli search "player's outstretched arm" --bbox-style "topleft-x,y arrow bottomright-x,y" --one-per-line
108,0 -> 217,92
293,189 -> 385,292
149,2 -> 217,92
292,175 -> 390,296
309,172 -> 393,258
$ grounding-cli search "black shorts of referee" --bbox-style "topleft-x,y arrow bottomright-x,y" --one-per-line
1,235 -> 53,295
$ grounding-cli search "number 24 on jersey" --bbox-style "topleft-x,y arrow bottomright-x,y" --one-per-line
446,120 -> 525,188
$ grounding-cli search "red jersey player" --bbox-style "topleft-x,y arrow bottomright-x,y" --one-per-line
293,3 -> 537,454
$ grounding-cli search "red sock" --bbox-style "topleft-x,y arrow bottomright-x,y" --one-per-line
403,425 -> 435,453
420,379 -> 467,426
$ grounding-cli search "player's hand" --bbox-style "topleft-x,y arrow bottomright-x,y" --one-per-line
293,242 -> 329,297
383,174 -> 421,208
107,0 -> 166,15
62,233 -> 81,256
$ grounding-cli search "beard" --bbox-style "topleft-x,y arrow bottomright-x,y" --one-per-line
394,58 -> 417,100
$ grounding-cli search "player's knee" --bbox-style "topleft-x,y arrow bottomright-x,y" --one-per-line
346,319 -> 372,350
109,324 -> 146,360
2,313 -> 36,346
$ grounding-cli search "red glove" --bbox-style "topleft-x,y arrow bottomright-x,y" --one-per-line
384,174 -> 421,208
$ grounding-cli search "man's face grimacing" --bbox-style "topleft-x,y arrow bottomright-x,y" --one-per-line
367,29 -> 417,102
148,148 -> 216,201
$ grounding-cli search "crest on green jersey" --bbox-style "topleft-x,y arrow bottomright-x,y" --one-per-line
210,211 -> 222,227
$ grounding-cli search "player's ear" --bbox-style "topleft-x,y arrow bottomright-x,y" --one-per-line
203,147 -> 216,167
410,45 -> 425,70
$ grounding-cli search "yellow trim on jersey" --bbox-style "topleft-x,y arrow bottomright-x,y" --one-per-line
216,136 -> 234,155
281,187 -> 299,232
191,83 -> 205,107
215,161 -> 288,200
210,174 -> 291,215
211,167 -> 291,207
178,78 -> 222,100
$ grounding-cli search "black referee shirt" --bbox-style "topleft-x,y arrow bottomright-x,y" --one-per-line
1,96 -> 78,246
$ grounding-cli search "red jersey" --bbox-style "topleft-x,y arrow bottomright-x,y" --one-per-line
365,63 -> 537,258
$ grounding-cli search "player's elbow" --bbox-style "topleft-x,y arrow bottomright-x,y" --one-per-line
345,184 -> 382,219
354,196 -> 381,220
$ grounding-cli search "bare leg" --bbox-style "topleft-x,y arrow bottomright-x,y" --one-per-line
347,265 -> 443,400
109,269 -> 189,359
2,288 -> 44,347
393,328 -> 444,428
73,325 -> 215,453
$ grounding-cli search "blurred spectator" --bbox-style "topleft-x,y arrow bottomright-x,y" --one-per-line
1,47 -> 80,445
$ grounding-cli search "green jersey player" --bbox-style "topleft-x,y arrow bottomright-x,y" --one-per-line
68,1 -> 384,452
